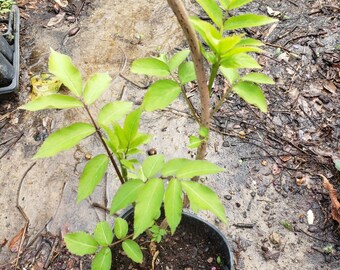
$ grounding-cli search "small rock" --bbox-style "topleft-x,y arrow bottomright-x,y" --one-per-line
235,202 -> 241,208
147,148 -> 157,155
265,205 -> 270,211
318,94 -> 330,104
207,257 -> 213,263
269,232 -> 281,245
224,195 -> 232,200
307,210 -> 314,225
308,225 -> 320,233
222,140 -> 230,147
250,191 -> 256,198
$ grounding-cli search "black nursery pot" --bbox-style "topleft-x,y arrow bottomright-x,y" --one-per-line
115,206 -> 234,270
0,5 -> 20,94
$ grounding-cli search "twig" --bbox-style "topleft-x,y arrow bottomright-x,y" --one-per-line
294,225 -> 340,246
283,31 -> 327,47
15,162 -> 36,267
0,132 -> 23,159
233,223 -> 256,229
151,250 -> 159,270
119,73 -> 148,89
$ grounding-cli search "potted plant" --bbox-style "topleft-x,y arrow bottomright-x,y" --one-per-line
21,0 -> 276,269
0,1 -> 19,94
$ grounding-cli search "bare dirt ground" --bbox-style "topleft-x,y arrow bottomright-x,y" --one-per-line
0,0 -> 339,269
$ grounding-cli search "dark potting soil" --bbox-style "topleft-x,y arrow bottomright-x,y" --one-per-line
111,214 -> 230,270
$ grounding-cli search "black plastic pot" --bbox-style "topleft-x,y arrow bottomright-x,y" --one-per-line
0,5 -> 20,94
119,206 -> 234,270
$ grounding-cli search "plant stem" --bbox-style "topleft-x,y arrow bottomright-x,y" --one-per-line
210,85 -> 233,117
109,233 -> 134,247
208,62 -> 219,94
84,104 -> 125,185
167,0 -> 210,162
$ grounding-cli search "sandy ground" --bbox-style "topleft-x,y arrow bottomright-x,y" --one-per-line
0,0 -> 339,269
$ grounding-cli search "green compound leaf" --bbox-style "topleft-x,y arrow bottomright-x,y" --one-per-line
83,73 -> 112,105
220,53 -> 261,69
233,81 -> 267,112
220,67 -> 239,85
64,232 -> 98,255
20,94 -> 83,111
228,0 -> 253,10
98,101 -> 133,128
134,178 -> 164,238
169,49 -> 190,72
77,154 -> 109,203
142,80 -> 181,111
110,179 -> 144,215
141,154 -> 165,180
242,72 -> 275,84
196,0 -> 223,28
224,14 -> 278,31
131,58 -> 170,77
122,240 -> 143,263
114,218 -> 128,239
181,181 -> 227,223
94,221 -> 114,246
178,62 -> 196,85
92,247 -> 112,270
164,179 -> 183,234
48,49 -> 83,97
34,123 -> 95,159
162,158 -> 224,179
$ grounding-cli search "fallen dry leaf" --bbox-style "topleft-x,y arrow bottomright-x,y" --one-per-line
320,174 -> 340,225
8,227 -> 25,253
271,163 -> 281,175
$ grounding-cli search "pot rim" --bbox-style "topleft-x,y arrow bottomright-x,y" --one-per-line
119,205 -> 234,270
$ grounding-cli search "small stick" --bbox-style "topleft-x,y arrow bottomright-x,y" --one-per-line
0,132 -> 23,159
119,73 -> 148,89
233,223 -> 256,229
151,250 -> 160,270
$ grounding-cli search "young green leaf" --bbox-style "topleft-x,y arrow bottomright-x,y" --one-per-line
142,80 -> 181,111
92,247 -> 112,270
169,49 -> 190,72
110,179 -> 144,215
241,72 -> 275,84
188,136 -> 202,149
228,0 -> 253,10
237,37 -> 264,47
196,0 -> 223,29
221,46 -> 263,58
141,154 -> 165,180
162,159 -> 224,178
20,94 -> 83,111
131,58 -> 170,77
77,154 -> 109,202
114,218 -> 128,239
83,73 -> 112,105
181,181 -> 227,223
217,35 -> 243,55
129,133 -> 152,149
34,123 -> 95,159
164,179 -> 183,234
177,160 -> 224,178
219,0 -> 231,10
190,17 -> 221,53
97,101 -> 133,128
199,126 -> 209,138
64,232 -> 98,255
48,49 -> 83,97
112,122 -> 128,150
124,108 -> 142,145
94,221 -> 114,246
233,81 -> 267,112
220,67 -> 239,85
220,53 -> 261,69
224,14 -> 278,30
134,178 -> 164,238
122,240 -> 143,263
178,62 -> 196,85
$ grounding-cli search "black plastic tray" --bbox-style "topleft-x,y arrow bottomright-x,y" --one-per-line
0,5 -> 20,94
